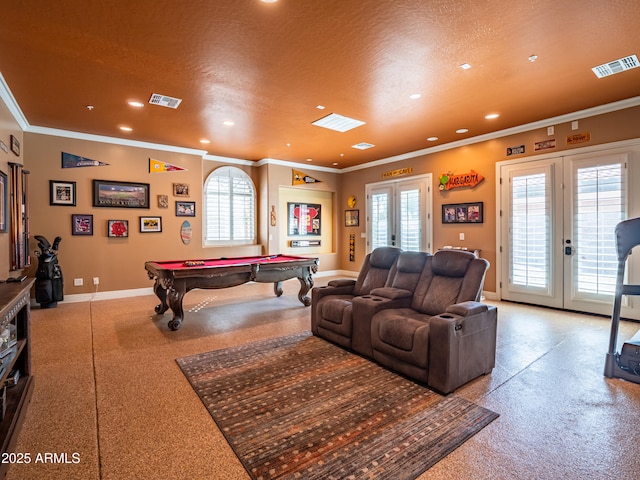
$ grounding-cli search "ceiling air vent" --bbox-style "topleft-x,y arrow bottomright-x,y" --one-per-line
312,113 -> 365,132
352,142 -> 375,150
149,93 -> 182,109
592,54 -> 639,78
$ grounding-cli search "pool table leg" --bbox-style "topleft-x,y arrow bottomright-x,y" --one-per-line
152,278 -> 170,315
273,281 -> 284,297
166,286 -> 185,330
297,269 -> 314,306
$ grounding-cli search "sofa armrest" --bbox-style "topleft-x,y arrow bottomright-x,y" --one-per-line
445,301 -> 488,317
370,287 -> 413,300
428,305 -> 497,394
328,278 -> 357,288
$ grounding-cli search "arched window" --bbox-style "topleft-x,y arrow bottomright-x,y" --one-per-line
204,166 -> 256,245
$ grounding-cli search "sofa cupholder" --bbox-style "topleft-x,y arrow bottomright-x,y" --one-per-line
372,298 -> 383,302
362,295 -> 372,299
439,314 -> 454,319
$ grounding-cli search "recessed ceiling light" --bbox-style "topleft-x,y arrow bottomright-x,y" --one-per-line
427,136 -> 438,141
128,101 -> 144,108
460,63 -> 472,70
200,139 -> 210,144
316,105 -> 326,110
332,162 -> 339,166
485,113 -> 500,120
261,0 -> 278,3
86,105 -> 94,110
352,142 -> 375,150
306,158 -> 313,162
409,93 -> 422,100
456,128 -> 469,134
223,120 -> 235,126
528,55 -> 538,62
119,126 -> 133,132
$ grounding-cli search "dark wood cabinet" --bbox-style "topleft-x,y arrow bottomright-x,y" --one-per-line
0,279 -> 35,479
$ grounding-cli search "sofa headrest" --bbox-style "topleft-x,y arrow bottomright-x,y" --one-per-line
369,247 -> 402,269
396,251 -> 429,273
431,250 -> 475,277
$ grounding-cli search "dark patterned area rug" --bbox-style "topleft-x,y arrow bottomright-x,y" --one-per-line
177,332 -> 498,480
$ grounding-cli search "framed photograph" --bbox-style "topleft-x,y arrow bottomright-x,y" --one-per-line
287,202 -> 321,236
157,194 -> 169,208
173,183 -> 190,197
107,220 -> 129,237
50,180 -> 76,206
140,216 -> 162,233
442,202 -> 484,224
0,170 -> 7,232
345,209 -> 359,227
72,214 -> 93,236
10,135 -> 20,156
175,201 -> 196,217
93,179 -> 150,208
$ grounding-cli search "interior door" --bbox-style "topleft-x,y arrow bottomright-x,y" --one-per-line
366,175 -> 432,253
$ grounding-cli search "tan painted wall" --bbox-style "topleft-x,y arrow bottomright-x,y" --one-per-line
340,106 -> 640,293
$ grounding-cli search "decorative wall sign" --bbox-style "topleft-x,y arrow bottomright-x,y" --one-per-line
62,152 -> 109,168
149,158 -> 187,172
287,202 -> 321,236
270,205 -> 277,226
292,169 -> 320,185
180,220 -> 192,244
442,202 -> 484,224
107,220 -> 129,237
438,170 -> 484,191
140,216 -> 162,233
72,214 -> 93,236
567,132 -> 591,145
506,145 -> 525,156
534,139 -> 556,151
93,180 -> 150,208
290,240 -> 321,247
382,167 -> 413,179
49,180 -> 76,206
10,135 -> 20,156
349,233 -> 355,262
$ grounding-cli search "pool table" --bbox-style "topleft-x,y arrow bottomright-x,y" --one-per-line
145,254 -> 319,330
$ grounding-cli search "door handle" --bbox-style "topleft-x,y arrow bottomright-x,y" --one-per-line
564,239 -> 573,256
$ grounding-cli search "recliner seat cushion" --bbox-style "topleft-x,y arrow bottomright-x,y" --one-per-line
372,309 -> 431,368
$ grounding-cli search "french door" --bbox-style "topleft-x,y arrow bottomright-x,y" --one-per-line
366,175 -> 432,253
499,149 -> 640,318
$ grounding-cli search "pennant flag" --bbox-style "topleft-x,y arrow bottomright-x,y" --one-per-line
292,169 -> 321,185
62,152 -> 109,168
149,158 -> 187,173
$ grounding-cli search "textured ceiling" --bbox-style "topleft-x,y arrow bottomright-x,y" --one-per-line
1,0 -> 639,169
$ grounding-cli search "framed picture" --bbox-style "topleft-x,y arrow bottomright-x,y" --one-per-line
442,202 -> 484,224
10,135 -> 20,156
287,202 -> 321,236
49,180 -> 76,206
0,170 -> 7,232
72,214 -> 93,236
157,194 -> 169,208
345,209 -> 359,227
175,201 -> 196,217
93,179 -> 150,208
173,183 -> 190,197
140,216 -> 162,233
107,220 -> 129,237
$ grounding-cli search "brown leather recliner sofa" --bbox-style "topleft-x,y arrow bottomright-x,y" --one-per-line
311,248 -> 497,394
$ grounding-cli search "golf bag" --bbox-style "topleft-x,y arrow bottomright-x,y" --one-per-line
34,235 -> 63,308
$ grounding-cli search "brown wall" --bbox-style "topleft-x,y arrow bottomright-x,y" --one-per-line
340,105 -> 640,293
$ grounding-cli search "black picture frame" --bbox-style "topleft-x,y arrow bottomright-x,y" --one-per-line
107,219 -> 129,237
345,209 -> 359,227
72,214 -> 93,236
287,202 -> 321,236
175,201 -> 196,217
93,179 -> 150,208
10,135 -> 20,156
50,180 -> 77,206
442,202 -> 484,224
140,216 -> 162,233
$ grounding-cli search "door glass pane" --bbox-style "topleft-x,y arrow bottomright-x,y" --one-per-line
400,189 -> 420,251
573,163 -> 624,297
371,192 -> 389,250
510,173 -> 549,290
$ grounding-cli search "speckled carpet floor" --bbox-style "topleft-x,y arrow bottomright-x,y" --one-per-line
177,331 -> 499,480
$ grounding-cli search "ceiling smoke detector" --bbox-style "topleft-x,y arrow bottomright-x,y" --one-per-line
312,113 -> 365,132
149,93 -> 182,109
592,54 -> 639,78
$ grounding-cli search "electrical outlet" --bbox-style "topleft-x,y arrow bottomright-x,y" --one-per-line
73,278 -> 83,286
459,232 -> 465,241
93,277 -> 100,285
